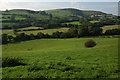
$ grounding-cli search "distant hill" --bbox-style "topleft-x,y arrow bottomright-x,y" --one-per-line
2,8 -> 114,20
45,8 -> 108,18
1,8 -> 116,29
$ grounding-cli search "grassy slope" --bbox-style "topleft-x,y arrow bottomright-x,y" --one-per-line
2,38 -> 119,78
2,27 -> 69,35
45,8 -> 82,18
2,9 -> 50,20
102,25 -> 120,33
19,27 -> 69,35
63,21 -> 81,25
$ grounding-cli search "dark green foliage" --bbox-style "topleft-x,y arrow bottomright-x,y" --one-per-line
2,34 -> 8,44
85,40 -> 96,48
88,26 -> 103,36
14,33 -> 29,41
65,57 -> 72,60
8,35 -> 14,42
52,31 -> 63,38
77,27 -> 89,37
67,27 -> 78,37
29,34 -> 35,40
2,57 -> 25,67
36,32 -> 45,38
60,32 -> 72,38
105,29 -> 120,35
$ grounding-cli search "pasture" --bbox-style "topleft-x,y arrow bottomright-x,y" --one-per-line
63,21 -> 81,25
2,38 -> 119,78
2,27 -> 69,35
101,25 -> 120,33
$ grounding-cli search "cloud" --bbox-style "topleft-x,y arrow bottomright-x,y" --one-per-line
0,0 -> 119,2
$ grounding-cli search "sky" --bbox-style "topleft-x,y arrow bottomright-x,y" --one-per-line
0,0 -> 119,15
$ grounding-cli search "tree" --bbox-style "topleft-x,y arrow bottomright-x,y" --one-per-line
52,31 -> 63,38
88,26 -> 102,36
2,34 -> 8,44
29,34 -> 35,40
77,26 -> 89,37
67,27 -> 78,37
14,33 -> 28,41
60,32 -> 72,38
8,35 -> 14,42
36,32 -> 45,38
105,29 -> 120,35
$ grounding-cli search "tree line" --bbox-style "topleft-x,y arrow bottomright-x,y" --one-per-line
2,24 -> 120,44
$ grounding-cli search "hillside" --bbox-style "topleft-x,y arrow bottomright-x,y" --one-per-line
2,38 -> 118,78
45,8 -> 108,18
1,8 -> 115,21
1,8 -> 117,29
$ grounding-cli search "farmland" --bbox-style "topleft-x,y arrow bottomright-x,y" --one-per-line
1,7 -> 120,79
2,25 -> 119,36
2,27 -> 69,35
2,38 -> 119,78
102,25 -> 120,33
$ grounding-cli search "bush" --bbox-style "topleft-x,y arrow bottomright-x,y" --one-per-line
65,57 -> 72,60
85,40 -> 96,48
2,57 -> 25,67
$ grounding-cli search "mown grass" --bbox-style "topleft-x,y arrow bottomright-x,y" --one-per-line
2,38 -> 119,78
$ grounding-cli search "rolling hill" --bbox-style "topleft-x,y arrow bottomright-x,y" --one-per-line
1,8 -> 116,29
1,8 -> 114,20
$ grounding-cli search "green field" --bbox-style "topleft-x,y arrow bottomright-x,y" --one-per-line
90,21 -> 100,23
101,25 -> 120,33
19,26 -> 43,30
2,25 -> 120,36
2,27 -> 69,35
63,21 -> 100,25
63,21 -> 81,25
2,38 -> 119,78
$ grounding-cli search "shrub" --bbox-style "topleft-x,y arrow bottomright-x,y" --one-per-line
85,40 -> 96,48
2,57 -> 25,67
66,57 -> 72,60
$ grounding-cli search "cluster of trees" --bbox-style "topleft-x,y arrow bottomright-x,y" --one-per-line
105,29 -> 120,35
2,26 -> 120,44
2,24 -> 103,44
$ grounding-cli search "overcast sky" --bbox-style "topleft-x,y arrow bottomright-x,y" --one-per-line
0,0 -> 119,15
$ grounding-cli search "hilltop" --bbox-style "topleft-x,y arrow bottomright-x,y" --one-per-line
1,8 -> 117,29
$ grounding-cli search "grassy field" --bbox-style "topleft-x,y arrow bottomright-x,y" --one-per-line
90,21 -> 100,23
63,21 -> 81,25
19,26 -> 43,30
2,38 -> 119,78
2,27 -> 69,35
101,25 -> 120,33
63,20 -> 100,25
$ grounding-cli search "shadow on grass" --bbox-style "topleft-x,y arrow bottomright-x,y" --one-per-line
2,57 -> 26,67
